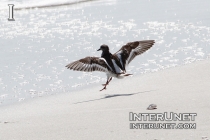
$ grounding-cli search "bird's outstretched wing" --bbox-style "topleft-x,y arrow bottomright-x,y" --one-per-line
114,40 -> 155,69
66,57 -> 110,72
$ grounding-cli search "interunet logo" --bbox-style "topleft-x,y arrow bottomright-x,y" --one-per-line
129,112 -> 197,129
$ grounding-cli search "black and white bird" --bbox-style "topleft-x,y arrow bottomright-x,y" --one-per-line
66,40 -> 155,91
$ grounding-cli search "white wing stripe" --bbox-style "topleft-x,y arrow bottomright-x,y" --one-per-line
126,49 -> 134,66
99,58 -> 113,71
117,53 -> 123,67
111,59 -> 123,73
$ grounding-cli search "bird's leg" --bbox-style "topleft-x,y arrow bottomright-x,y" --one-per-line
102,80 -> 108,86
102,77 -> 112,86
100,77 -> 112,91
108,77 -> 112,83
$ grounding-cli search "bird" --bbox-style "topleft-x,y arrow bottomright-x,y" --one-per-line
66,40 -> 155,91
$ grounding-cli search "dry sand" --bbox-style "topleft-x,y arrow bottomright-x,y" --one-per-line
0,59 -> 210,140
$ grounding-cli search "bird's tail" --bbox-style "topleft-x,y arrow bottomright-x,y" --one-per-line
122,73 -> 133,76
116,73 -> 133,79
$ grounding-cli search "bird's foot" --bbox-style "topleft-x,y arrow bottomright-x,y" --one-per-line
100,86 -> 107,91
100,78 -> 112,91
102,83 -> 108,86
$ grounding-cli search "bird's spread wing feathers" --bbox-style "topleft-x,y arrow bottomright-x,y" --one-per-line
114,40 -> 155,68
65,57 -> 109,72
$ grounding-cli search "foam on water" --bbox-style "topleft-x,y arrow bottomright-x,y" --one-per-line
0,0 -> 94,10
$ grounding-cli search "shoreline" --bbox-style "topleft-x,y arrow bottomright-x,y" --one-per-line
0,58 -> 205,107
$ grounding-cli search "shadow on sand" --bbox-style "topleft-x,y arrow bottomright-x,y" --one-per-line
73,90 -> 156,104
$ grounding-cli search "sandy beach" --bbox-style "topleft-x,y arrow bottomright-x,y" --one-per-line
0,59 -> 209,140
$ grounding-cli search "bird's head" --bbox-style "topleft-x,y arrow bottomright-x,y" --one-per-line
97,44 -> 109,52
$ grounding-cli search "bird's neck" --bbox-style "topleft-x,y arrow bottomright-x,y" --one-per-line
101,50 -> 112,58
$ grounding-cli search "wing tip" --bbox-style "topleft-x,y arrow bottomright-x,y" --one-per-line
139,40 -> 155,43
